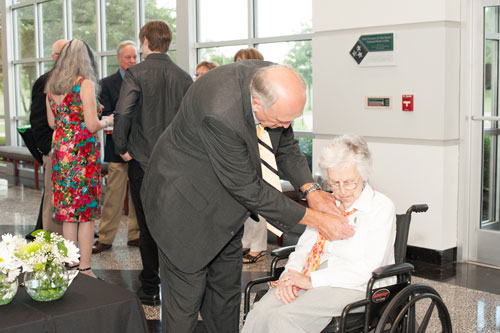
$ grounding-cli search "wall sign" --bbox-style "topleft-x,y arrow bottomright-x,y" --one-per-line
350,33 -> 395,66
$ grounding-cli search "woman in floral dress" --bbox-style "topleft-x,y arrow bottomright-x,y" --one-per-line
45,39 -> 113,278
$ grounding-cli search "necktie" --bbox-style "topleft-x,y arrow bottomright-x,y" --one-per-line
256,124 -> 283,237
301,209 -> 357,276
268,208 -> 358,288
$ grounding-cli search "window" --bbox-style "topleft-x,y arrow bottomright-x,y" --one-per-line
0,6 -> 4,146
195,0 -> 313,169
481,6 -> 500,230
3,0 -> 178,146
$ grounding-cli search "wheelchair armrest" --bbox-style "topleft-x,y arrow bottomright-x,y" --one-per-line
271,245 -> 296,259
372,263 -> 414,279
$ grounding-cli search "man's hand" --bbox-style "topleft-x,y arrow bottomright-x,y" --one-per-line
305,190 -> 342,216
300,209 -> 353,241
120,152 -> 132,161
317,212 -> 354,241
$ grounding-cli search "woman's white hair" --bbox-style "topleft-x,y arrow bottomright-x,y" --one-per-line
45,39 -> 99,96
319,134 -> 373,181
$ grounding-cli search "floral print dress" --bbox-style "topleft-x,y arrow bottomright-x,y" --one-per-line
49,78 -> 101,222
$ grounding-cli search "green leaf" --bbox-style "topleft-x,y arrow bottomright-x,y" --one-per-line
57,241 -> 68,256
31,229 -> 47,238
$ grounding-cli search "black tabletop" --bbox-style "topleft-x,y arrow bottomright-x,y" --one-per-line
0,273 -> 148,333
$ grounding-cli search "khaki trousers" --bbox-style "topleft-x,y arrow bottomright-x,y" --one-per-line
242,216 -> 268,252
42,153 -> 62,234
97,162 -> 139,244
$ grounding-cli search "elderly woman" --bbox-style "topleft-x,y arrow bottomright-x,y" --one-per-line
242,134 -> 396,332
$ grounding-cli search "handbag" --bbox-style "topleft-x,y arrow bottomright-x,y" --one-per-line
17,125 -> 44,164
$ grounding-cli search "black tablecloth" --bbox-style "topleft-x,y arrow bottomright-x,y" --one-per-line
0,274 -> 148,333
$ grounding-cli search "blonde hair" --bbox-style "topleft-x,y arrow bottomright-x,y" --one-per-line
234,48 -> 264,62
196,61 -> 218,71
45,39 -> 99,95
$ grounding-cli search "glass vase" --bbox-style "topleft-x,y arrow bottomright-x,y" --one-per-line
0,271 -> 18,305
24,264 -> 69,302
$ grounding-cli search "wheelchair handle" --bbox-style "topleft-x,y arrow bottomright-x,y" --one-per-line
406,204 -> 428,215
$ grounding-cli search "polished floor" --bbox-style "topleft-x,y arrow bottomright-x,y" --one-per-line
2,171 -> 500,332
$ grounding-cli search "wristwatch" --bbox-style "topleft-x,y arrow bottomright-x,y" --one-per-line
302,183 -> 322,197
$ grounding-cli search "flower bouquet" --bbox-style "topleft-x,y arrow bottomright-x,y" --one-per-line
16,230 -> 79,302
0,234 -> 26,305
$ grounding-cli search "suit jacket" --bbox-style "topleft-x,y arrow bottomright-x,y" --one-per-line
99,70 -> 125,163
113,53 -> 193,170
141,60 -> 313,273
29,71 -> 53,156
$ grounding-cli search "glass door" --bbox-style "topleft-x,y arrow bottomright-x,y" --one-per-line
470,2 -> 500,266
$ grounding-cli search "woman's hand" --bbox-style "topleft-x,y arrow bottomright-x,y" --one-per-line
104,114 -> 114,126
281,269 -> 313,290
274,284 -> 298,304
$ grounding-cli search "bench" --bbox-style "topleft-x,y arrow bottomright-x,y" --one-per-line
0,146 -> 41,190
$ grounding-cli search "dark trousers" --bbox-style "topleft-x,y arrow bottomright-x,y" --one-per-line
128,159 -> 160,294
27,191 -> 44,239
159,227 -> 244,333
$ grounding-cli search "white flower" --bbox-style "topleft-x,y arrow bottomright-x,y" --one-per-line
14,231 -> 80,272
62,239 -> 80,263
0,233 -> 25,281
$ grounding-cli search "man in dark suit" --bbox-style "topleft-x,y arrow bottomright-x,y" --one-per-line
92,41 -> 140,254
113,21 -> 193,306
29,39 -> 68,235
141,61 -> 355,332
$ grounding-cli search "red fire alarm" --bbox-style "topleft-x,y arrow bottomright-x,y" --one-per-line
402,95 -> 414,111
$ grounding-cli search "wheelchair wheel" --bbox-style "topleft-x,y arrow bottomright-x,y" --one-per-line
374,283 -> 452,333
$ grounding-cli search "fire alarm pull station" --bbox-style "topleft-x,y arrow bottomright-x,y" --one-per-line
402,95 -> 414,111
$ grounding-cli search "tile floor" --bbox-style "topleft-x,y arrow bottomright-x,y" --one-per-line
1,172 -> 500,332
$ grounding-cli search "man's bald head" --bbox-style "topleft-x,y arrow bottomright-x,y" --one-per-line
250,65 -> 306,129
51,39 -> 68,61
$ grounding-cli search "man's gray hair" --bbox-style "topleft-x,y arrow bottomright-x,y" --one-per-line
319,135 -> 373,181
116,40 -> 137,56
249,64 -> 306,109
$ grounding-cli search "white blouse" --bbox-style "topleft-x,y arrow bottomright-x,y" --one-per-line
284,184 -> 396,291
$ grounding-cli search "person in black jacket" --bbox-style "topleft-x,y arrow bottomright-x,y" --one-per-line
28,39 -> 68,235
113,21 -> 193,306
92,41 -> 140,254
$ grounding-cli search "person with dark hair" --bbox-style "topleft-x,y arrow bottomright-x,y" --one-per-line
142,62 -> 354,332
28,39 -> 68,238
113,20 -> 193,305
195,60 -> 218,80
45,39 -> 113,278
92,40 -> 140,254
234,47 -> 264,62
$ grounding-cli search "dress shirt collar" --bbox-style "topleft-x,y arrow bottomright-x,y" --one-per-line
250,96 -> 259,126
343,183 -> 375,214
119,69 -> 125,79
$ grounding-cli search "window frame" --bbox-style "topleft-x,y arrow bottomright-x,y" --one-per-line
193,0 -> 313,138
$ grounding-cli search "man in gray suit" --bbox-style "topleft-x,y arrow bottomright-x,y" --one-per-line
142,61 -> 354,332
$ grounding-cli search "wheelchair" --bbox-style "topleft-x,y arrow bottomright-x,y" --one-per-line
243,204 -> 452,332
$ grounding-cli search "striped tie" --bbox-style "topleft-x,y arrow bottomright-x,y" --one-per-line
257,124 -> 283,237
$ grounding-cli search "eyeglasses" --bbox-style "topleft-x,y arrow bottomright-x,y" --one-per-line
328,178 -> 361,191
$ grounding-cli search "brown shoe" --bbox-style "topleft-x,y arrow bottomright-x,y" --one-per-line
127,238 -> 140,247
92,241 -> 112,254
